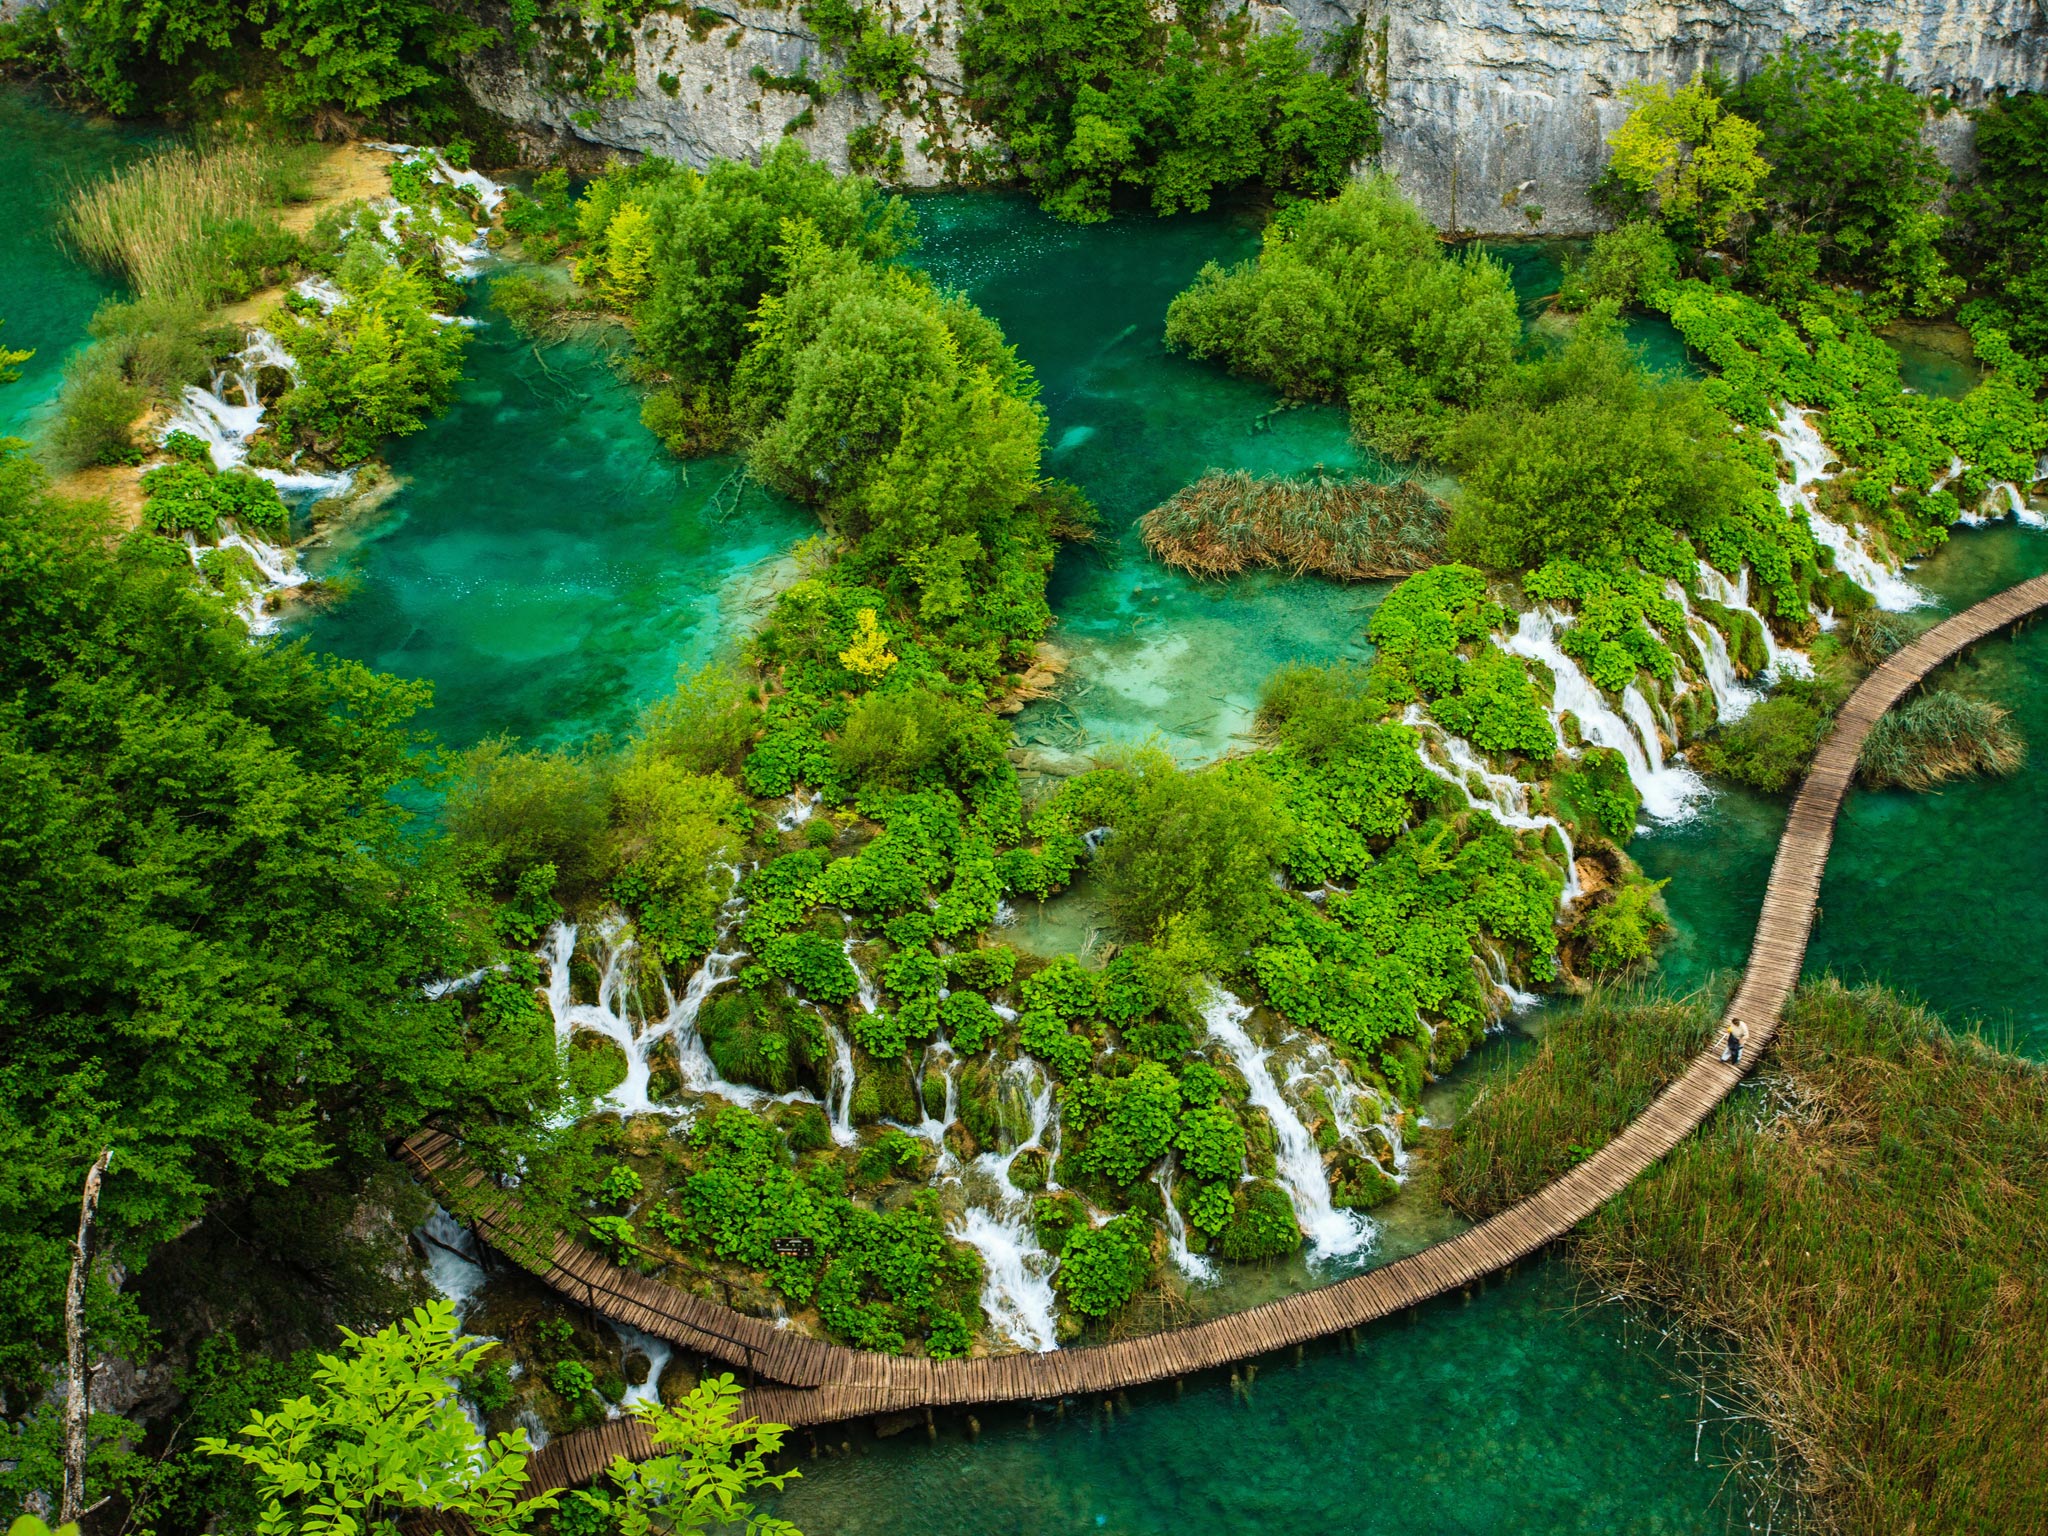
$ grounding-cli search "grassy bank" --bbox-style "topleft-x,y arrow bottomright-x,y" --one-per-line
1442,981 -> 2048,1535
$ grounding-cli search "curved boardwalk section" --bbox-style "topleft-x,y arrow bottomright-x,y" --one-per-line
406,572 -> 2048,1470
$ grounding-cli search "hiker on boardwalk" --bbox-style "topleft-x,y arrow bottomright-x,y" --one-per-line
1720,1019 -> 1749,1066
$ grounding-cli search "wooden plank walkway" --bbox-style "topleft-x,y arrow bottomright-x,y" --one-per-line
407,572 -> 2048,1475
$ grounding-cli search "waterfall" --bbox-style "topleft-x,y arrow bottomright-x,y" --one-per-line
776,789 -> 819,831
1154,1158 -> 1216,1284
1478,942 -> 1542,1020
905,1039 -> 961,1176
542,875 -> 828,1119
416,1205 -> 488,1314
821,1022 -> 858,1145
1694,561 -> 1811,681
1285,1034 -> 1408,1173
1986,480 -> 2045,529
1665,579 -> 1756,723
1201,989 -> 1370,1261
1499,608 -> 1708,824
952,1057 -> 1062,1352
607,1320 -> 674,1412
1767,405 -> 1928,611
1403,705 -> 1581,908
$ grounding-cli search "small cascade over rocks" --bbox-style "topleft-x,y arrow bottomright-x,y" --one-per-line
1767,405 -> 1929,612
607,1320 -> 674,1411
1202,989 -> 1371,1261
1479,942 -> 1541,1021
1403,705 -> 1582,909
1694,561 -> 1811,681
415,1205 -> 488,1314
1154,1158 -> 1216,1284
956,1056 -> 1062,1352
1666,578 -> 1758,722
1499,608 -> 1709,824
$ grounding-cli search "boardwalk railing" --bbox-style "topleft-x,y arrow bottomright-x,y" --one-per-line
407,572 -> 2048,1477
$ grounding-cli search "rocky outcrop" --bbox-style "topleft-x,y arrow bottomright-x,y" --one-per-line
463,0 -> 2048,232
460,0 -> 993,182
1358,0 -> 2048,234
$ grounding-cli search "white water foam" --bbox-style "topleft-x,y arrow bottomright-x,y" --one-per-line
1767,405 -> 1928,611
1201,989 -> 1370,1261
416,1205 -> 488,1315
954,1056 -> 1062,1351
1155,1158 -> 1216,1284
1403,705 -> 1581,908
1499,608 -> 1709,824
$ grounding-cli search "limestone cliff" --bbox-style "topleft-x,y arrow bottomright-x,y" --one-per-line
462,0 -> 2048,232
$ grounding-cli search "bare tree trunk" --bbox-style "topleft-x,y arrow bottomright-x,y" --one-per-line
61,1148 -> 114,1528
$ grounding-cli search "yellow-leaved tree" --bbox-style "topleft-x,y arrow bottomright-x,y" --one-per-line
1606,81 -> 1769,245
838,608 -> 898,680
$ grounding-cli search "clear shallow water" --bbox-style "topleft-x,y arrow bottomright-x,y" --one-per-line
300,289 -> 813,749
909,194 -> 1387,765
0,87 -> 161,436
767,1255 -> 1744,1536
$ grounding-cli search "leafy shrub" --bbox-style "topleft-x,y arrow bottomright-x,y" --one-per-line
140,461 -> 289,537
549,1360 -> 598,1399
1217,1179 -> 1301,1261
50,360 -> 144,467
961,0 -> 1373,222
1055,1212 -> 1152,1316
1575,880 -> 1668,972
445,738 -> 615,901
1165,178 -> 1516,456
939,988 -> 1002,1053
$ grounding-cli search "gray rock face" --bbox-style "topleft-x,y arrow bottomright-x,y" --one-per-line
460,0 -> 994,183
1358,0 -> 2048,234
464,0 -> 2048,231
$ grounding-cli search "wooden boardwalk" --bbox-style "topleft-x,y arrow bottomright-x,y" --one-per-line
407,573 -> 2048,1482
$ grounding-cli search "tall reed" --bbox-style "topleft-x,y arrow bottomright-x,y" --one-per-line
64,144 -> 286,299
1138,469 -> 1447,581
1446,978 -> 2048,1534
1857,687 -> 2025,790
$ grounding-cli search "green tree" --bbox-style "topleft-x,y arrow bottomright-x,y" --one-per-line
199,1300 -> 559,1536
572,1376 -> 801,1536
1950,91 -> 2048,355
1093,752 -> 1291,956
1729,31 -> 1958,315
0,453 -> 556,1402
1165,178 -> 1519,458
1603,80 -> 1767,244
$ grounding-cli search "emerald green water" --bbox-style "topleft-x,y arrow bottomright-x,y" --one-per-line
909,195 -> 1385,766
300,292 -> 812,749
0,87 -> 160,437
767,1256 -> 1746,1535
7,103 -> 2044,1530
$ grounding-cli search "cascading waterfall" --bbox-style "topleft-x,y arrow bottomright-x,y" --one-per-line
1693,560 -> 1811,681
1201,989 -> 1370,1261
1285,1034 -> 1409,1173
1767,405 -> 1928,611
821,1021 -> 858,1145
1478,943 -> 1541,1020
1154,1158 -> 1216,1284
906,1039 -> 961,1176
1403,705 -> 1582,907
1665,579 -> 1757,722
415,1205 -> 488,1314
776,789 -> 819,830
607,1320 -> 674,1411
1499,608 -> 1708,824
953,1056 -> 1062,1352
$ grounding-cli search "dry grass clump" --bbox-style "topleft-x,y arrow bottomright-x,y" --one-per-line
1446,978 -> 2048,1535
1139,469 -> 1447,581
1857,687 -> 2025,790
64,144 -> 300,299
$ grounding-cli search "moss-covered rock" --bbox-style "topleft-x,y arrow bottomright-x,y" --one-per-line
1217,1178 -> 1302,1261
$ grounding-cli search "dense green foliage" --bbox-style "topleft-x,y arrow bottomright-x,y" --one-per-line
958,0 -> 1373,222
1164,178 -> 1517,457
1725,32 -> 1956,317
1951,92 -> 2048,356
0,455 -> 560,1411
4,0 -> 492,124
